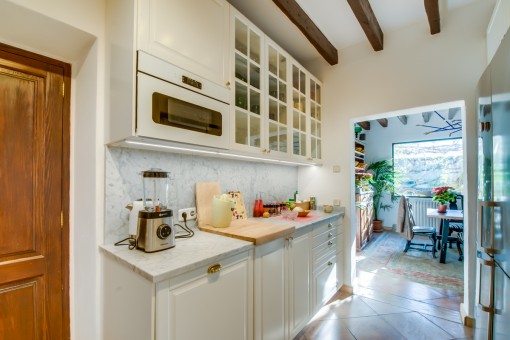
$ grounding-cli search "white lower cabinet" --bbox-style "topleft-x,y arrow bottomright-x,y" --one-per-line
311,221 -> 339,314
156,251 -> 253,340
287,231 -> 312,339
254,237 -> 286,340
103,250 -> 253,340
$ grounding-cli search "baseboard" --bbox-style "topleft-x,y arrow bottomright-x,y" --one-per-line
460,303 -> 475,328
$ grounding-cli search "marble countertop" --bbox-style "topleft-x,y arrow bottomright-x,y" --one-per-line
100,207 -> 344,283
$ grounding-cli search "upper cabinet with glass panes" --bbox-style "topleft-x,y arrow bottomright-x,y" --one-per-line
232,12 -> 263,152
266,40 -> 290,156
291,63 -> 308,160
309,75 -> 322,161
230,7 -> 322,164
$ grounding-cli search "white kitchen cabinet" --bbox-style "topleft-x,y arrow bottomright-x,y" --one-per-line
311,221 -> 339,313
266,39 -> 291,157
156,251 -> 253,340
254,237 -> 286,340
286,230 -> 312,339
290,61 -> 323,163
231,9 -> 265,154
291,62 -> 308,160
137,0 -> 230,88
103,250 -> 253,340
309,75 -> 322,161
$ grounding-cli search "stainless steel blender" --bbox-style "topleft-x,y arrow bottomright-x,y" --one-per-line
136,169 -> 175,252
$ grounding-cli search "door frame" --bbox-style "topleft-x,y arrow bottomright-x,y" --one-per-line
0,42 -> 71,339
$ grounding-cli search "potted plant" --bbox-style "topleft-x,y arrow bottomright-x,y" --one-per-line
366,160 -> 397,232
355,173 -> 373,192
432,186 -> 457,213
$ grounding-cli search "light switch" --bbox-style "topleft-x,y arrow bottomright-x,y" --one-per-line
333,165 -> 341,173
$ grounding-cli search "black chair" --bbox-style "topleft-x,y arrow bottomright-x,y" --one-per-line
436,196 -> 464,261
404,200 -> 437,258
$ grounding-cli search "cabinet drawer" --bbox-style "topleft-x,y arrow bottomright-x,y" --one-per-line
312,221 -> 336,237
312,238 -> 336,268
313,228 -> 336,248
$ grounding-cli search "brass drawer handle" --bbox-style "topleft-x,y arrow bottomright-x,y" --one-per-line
327,261 -> 333,266
207,263 -> 222,274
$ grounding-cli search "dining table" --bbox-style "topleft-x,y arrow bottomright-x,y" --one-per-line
426,208 -> 464,263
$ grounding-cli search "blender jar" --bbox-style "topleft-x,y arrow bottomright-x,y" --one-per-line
141,169 -> 170,211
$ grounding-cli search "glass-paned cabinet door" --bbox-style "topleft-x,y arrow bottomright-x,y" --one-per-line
267,43 -> 288,154
292,64 -> 307,157
233,16 -> 262,149
310,78 -> 322,160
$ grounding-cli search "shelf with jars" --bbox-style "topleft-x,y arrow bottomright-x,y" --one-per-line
354,139 -> 366,177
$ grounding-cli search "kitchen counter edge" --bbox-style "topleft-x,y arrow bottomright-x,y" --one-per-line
100,208 -> 344,283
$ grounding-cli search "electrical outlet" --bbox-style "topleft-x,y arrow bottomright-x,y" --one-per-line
178,207 -> 197,221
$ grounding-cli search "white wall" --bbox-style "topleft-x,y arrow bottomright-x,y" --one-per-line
299,0 -> 496,318
0,1 -> 105,339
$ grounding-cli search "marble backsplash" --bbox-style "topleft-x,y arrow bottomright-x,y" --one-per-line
105,147 -> 298,244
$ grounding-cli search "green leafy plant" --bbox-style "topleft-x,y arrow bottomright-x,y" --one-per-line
355,172 -> 373,192
366,160 -> 397,221
432,186 -> 457,205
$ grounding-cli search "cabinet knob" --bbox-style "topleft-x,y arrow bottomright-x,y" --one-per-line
207,263 -> 222,274
328,233 -> 333,238
328,241 -> 333,246
328,223 -> 333,228
327,261 -> 333,266
226,81 -> 231,87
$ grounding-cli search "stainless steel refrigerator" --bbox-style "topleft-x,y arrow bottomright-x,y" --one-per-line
475,28 -> 510,339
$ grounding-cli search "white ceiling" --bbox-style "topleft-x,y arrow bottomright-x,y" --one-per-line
227,0 -> 484,64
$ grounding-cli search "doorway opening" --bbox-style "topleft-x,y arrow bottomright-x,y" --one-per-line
350,101 -> 467,309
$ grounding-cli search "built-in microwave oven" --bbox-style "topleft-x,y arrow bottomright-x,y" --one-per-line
136,52 -> 230,149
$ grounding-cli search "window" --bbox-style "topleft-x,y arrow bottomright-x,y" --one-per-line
393,138 -> 463,196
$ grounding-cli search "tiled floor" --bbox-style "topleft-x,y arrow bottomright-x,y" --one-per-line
294,271 -> 472,340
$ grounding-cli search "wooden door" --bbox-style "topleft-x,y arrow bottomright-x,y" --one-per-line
0,44 -> 70,339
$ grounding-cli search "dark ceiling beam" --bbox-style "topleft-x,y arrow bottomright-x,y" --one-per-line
397,115 -> 408,125
272,0 -> 338,65
424,0 -> 440,35
346,0 -> 384,51
377,118 -> 388,127
358,121 -> 371,130
422,111 -> 433,123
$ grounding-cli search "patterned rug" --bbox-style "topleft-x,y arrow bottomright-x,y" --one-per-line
356,231 -> 464,292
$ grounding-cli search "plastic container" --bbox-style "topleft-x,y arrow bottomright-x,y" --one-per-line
212,195 -> 234,228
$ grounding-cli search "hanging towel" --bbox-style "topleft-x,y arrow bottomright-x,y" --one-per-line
396,196 -> 413,240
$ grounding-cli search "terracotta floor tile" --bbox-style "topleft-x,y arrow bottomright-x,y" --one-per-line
422,295 -> 464,310
421,313 -> 474,338
312,295 -> 377,320
296,269 -> 470,340
341,315 -> 406,340
382,312 -> 452,339
295,318 -> 356,340
359,296 -> 411,314
353,285 -> 463,323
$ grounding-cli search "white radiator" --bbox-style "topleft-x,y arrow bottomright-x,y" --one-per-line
408,198 -> 440,230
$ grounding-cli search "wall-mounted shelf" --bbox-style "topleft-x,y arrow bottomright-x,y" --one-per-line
354,139 -> 366,177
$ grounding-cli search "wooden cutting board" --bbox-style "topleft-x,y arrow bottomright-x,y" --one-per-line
195,182 -> 221,227
199,219 -> 295,245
